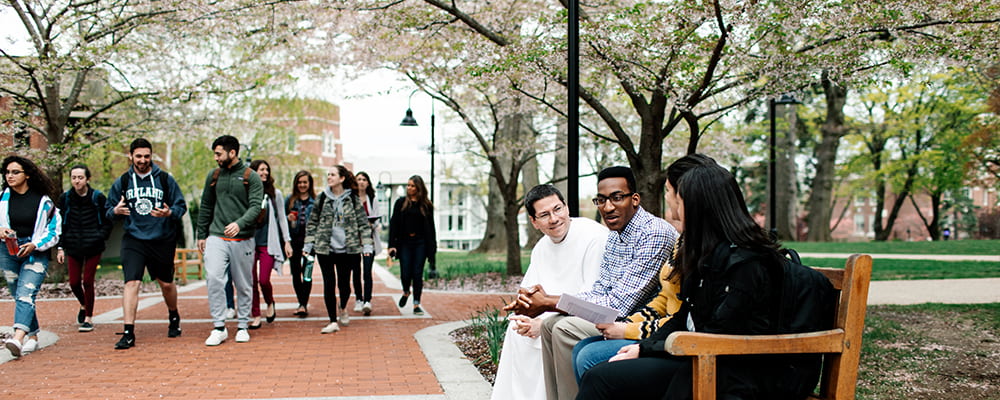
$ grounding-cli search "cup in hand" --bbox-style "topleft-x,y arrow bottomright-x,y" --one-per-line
4,233 -> 17,256
289,211 -> 299,228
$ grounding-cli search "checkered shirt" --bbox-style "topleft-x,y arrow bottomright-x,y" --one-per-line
578,206 -> 677,318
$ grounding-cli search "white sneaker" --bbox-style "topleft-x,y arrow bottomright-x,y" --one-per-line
338,308 -> 350,326
4,338 -> 22,358
353,301 -> 363,312
321,322 -> 340,334
21,338 -> 38,355
235,329 -> 250,343
205,328 -> 228,346
362,301 -> 372,315
225,308 -> 236,319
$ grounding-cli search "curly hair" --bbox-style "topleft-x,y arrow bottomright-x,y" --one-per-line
2,155 -> 57,199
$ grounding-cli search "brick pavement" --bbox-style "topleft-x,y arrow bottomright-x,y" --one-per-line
0,264 -> 503,399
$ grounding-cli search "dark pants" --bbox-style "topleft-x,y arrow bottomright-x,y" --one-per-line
67,253 -> 101,317
288,246 -> 312,307
398,240 -> 426,303
577,357 -> 686,400
317,252 -> 360,321
361,253 -> 374,302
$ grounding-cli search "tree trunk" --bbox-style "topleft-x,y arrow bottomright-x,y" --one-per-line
473,171 -> 507,253
805,76 -> 848,242
504,188 -> 523,276
523,153 -> 542,248
775,104 -> 799,241
875,160 -> 919,241
553,118 -> 568,198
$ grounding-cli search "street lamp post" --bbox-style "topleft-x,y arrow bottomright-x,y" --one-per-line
400,90 -> 436,203
567,0 -> 580,217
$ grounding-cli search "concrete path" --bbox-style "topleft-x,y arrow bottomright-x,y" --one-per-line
1,255 -> 997,399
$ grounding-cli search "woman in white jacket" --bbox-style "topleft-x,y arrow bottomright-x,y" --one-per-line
249,160 -> 292,329
1,156 -> 61,358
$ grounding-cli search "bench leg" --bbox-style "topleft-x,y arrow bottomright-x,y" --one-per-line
692,355 -> 717,400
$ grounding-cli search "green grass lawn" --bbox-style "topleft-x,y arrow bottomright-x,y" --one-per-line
802,257 -> 1000,280
784,239 -> 999,255
384,250 -> 531,279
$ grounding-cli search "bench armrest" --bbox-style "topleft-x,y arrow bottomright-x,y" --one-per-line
665,329 -> 846,356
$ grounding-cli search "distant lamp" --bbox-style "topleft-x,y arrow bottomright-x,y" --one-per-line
400,109 -> 418,126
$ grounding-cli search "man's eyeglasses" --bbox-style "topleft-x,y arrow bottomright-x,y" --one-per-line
534,204 -> 567,222
4,170 -> 24,176
592,192 -> 635,206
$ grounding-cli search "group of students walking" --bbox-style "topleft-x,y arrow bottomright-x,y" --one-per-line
1,135 -> 437,358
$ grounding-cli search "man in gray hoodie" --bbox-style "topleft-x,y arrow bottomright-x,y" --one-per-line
106,138 -> 187,350
196,135 -> 263,346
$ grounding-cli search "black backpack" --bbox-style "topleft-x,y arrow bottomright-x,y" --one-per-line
770,248 -> 838,334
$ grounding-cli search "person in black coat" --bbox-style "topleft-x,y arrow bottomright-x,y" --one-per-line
56,164 -> 113,332
577,163 -> 822,400
387,175 -> 436,316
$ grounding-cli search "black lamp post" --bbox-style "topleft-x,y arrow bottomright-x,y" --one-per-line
400,90 -> 436,203
768,93 -> 800,239
567,0 -> 580,217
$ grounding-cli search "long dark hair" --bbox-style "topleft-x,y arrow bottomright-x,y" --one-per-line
403,175 -> 433,215
249,159 -> 275,199
674,163 -> 778,281
2,155 -> 57,199
355,171 -> 376,202
287,170 -> 314,213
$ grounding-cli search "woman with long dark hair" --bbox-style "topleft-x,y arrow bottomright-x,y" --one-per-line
387,175 -> 436,316
353,171 -> 383,316
286,170 -> 315,317
1,156 -> 60,358
56,164 -> 112,332
303,165 -> 373,333
248,160 -> 292,329
577,163 -> 820,399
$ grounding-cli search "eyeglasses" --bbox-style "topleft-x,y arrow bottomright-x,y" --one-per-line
592,192 -> 635,206
534,204 -> 567,222
4,170 -> 24,176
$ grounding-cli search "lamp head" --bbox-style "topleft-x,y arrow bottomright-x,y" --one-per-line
400,109 -> 419,126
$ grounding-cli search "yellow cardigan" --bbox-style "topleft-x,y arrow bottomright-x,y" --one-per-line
623,260 -> 683,339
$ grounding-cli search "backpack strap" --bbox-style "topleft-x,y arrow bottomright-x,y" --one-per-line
209,168 -> 222,187
91,189 -> 103,226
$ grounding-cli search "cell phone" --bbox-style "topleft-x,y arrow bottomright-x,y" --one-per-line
388,249 -> 397,258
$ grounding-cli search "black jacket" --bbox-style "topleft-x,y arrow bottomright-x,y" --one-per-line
637,243 -> 822,400
58,187 -> 113,257
388,198 -> 436,256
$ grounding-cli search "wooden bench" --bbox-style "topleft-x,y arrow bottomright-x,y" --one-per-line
665,253 -> 873,400
173,248 -> 204,285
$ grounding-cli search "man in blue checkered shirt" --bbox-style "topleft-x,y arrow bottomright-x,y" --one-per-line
508,166 -> 678,400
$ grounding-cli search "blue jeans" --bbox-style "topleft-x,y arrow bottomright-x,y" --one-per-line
573,336 -> 637,382
398,239 -> 426,304
1,237 -> 49,336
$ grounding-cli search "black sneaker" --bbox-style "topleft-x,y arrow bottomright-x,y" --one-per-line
114,333 -> 135,350
168,316 -> 182,338
413,306 -> 424,316
79,322 -> 94,332
398,293 -> 409,307
77,309 -> 86,324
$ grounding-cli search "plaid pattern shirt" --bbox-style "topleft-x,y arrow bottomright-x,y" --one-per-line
578,206 -> 677,318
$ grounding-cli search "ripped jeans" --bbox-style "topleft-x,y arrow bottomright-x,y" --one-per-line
1,237 -> 49,336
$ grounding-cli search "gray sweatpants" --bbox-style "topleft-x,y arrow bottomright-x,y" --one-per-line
204,236 -> 255,329
542,315 -> 601,400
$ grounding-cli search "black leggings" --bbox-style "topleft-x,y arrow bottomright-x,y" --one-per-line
288,246 -> 312,307
577,356 -> 686,400
361,253 -> 374,302
317,252 -> 360,321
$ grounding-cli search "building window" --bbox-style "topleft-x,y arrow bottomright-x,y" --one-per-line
458,215 -> 464,231
448,215 -> 454,231
853,213 -> 866,234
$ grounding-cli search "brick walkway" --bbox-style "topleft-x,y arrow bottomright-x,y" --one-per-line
0,264 -> 503,399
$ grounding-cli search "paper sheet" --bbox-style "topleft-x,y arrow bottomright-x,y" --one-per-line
556,293 -> 619,324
